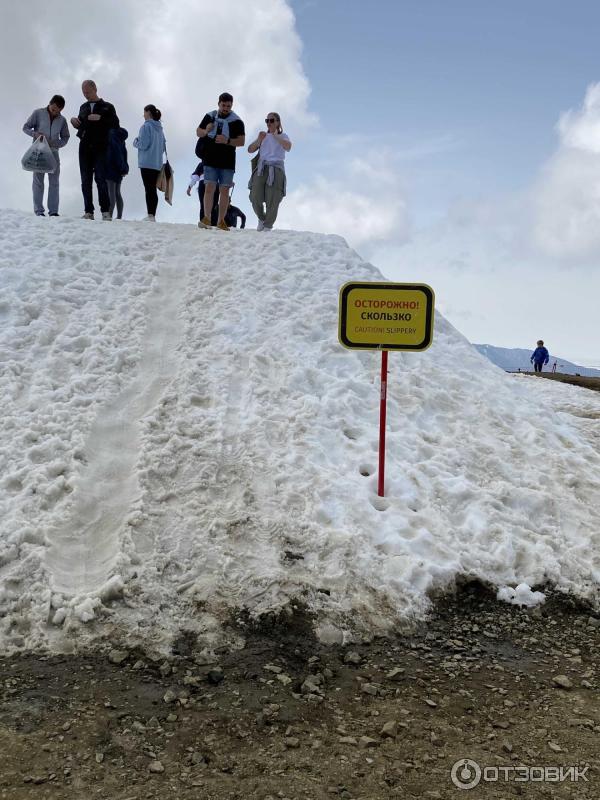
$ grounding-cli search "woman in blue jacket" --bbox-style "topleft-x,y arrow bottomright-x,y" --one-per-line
133,105 -> 166,221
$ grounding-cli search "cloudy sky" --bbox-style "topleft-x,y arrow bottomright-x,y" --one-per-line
2,0 -> 600,363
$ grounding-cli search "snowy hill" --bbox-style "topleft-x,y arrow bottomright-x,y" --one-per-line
1,210 -> 600,655
475,343 -> 600,377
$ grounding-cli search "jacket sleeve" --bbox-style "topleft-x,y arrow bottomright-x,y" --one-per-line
22,110 -> 37,137
133,123 -> 150,151
544,350 -> 549,364
57,117 -> 70,148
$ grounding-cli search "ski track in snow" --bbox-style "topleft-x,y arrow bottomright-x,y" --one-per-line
45,257 -> 188,595
1,210 -> 600,654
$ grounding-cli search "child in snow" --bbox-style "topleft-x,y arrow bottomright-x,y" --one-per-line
530,340 -> 550,373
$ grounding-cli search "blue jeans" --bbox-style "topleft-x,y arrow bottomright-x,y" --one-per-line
203,166 -> 235,187
32,150 -> 60,214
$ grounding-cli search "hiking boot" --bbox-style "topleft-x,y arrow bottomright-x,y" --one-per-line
49,213 -> 59,217
216,220 -> 230,231
101,212 -> 112,221
81,212 -> 94,220
198,216 -> 212,229
35,211 -> 45,217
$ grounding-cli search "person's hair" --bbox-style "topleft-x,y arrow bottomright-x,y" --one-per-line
219,92 -> 233,104
49,94 -> 65,109
537,339 -> 544,345
82,79 -> 97,90
144,104 -> 161,121
267,112 -> 283,134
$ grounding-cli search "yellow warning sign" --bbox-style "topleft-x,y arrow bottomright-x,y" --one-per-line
339,282 -> 434,351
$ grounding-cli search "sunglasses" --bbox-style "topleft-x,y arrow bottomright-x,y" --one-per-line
265,118 -> 277,123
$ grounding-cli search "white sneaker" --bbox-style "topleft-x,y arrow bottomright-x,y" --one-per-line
257,220 -> 265,231
81,212 -> 94,220
101,212 -> 112,221
142,215 -> 156,222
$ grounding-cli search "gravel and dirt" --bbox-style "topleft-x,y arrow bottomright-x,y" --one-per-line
1,584 -> 599,800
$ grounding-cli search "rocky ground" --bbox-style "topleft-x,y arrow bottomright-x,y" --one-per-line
1,584 -> 599,800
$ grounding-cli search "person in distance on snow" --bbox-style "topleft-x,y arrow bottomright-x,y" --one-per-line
71,80 -> 119,220
530,340 -> 550,373
105,126 -> 129,219
22,94 -> 70,217
133,105 -> 167,221
247,111 -> 291,231
196,92 -> 245,231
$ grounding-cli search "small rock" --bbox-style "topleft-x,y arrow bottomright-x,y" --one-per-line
338,736 -> 358,745
588,617 -> 600,629
284,737 -> 300,748
552,675 -> 573,690
361,683 -> 379,697
264,664 -> 283,674
344,651 -> 362,665
386,667 -> 405,681
166,714 -> 178,723
207,667 -> 224,685
148,760 -> 165,773
548,742 -> 563,753
358,736 -> 378,749
424,698 -> 438,708
163,689 -> 178,704
61,721 -> 71,732
108,649 -> 129,665
95,752 -> 104,764
277,673 -> 292,686
380,721 -> 398,738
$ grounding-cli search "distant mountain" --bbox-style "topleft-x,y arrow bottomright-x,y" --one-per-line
474,344 -> 600,377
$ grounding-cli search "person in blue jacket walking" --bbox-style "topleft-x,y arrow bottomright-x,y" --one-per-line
133,104 -> 166,221
530,340 -> 550,373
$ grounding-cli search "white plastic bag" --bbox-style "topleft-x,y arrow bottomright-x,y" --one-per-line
21,137 -> 57,173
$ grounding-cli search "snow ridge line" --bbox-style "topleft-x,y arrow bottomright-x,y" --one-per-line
45,253 -> 189,597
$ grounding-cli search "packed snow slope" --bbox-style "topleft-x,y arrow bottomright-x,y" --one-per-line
1,209 -> 600,655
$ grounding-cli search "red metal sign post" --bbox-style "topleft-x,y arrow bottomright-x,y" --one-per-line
378,350 -> 388,497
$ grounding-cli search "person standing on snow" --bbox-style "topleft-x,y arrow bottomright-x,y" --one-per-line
22,94 -> 70,217
530,340 -> 550,373
105,127 -> 129,219
71,80 -> 119,220
247,111 -> 291,231
133,104 -> 166,221
196,92 -> 245,231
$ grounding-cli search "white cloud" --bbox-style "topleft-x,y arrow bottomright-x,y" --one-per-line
532,83 -> 600,261
277,150 -> 410,247
1,0 -> 314,220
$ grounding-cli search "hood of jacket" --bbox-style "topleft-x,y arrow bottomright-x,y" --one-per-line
145,119 -> 163,132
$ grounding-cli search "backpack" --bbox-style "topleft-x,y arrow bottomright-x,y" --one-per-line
195,112 -> 217,158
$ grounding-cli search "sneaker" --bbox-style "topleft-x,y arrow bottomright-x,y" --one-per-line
198,216 -> 212,229
81,212 -> 94,220
142,214 -> 156,222
49,213 -> 59,217
257,220 -> 265,231
101,212 -> 112,221
216,220 -> 230,231
263,225 -> 273,231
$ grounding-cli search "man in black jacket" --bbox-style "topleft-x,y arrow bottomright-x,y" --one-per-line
71,80 -> 119,220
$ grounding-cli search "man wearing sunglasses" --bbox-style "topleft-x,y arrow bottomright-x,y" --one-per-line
196,92 -> 245,231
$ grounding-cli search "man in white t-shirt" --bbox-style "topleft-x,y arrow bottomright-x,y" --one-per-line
247,112 -> 292,231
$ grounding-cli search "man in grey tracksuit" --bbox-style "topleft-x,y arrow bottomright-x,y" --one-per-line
22,95 -> 70,216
